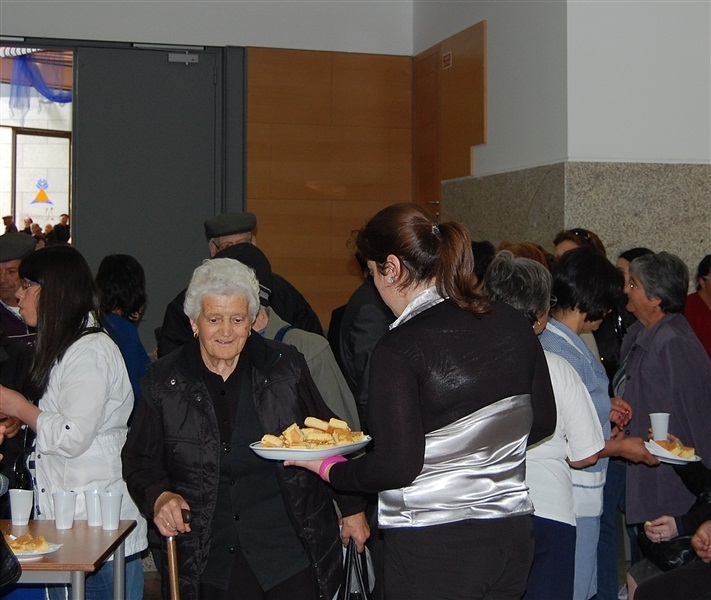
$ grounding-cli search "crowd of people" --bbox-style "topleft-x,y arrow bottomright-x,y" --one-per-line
3,214 -> 71,249
0,204 -> 709,600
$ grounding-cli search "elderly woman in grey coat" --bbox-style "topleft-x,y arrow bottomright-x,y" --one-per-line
622,252 -> 711,538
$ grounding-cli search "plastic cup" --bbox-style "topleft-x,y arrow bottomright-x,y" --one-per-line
99,491 -> 122,530
53,491 -> 77,529
650,412 -> 670,441
84,489 -> 102,526
9,489 -> 33,526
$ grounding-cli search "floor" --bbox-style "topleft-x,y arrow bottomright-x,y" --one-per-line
143,570 -> 162,600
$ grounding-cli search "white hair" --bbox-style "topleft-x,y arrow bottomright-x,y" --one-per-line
183,258 -> 260,321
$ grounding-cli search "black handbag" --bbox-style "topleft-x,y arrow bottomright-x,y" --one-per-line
337,539 -> 371,600
637,530 -> 698,572
0,529 -> 21,591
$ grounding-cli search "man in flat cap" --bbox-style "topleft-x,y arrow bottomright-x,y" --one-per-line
157,211 -> 323,357
0,233 -> 38,346
3,216 -> 18,234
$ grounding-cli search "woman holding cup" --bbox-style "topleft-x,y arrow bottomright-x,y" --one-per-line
0,246 -> 147,599
622,253 -> 711,545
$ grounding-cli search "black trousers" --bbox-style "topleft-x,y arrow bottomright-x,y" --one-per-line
383,515 -> 535,600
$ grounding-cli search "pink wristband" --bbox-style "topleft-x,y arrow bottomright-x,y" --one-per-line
318,455 -> 347,480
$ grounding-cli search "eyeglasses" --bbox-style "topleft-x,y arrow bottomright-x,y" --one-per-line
702,276 -> 711,282
209,239 -> 239,253
20,279 -> 40,290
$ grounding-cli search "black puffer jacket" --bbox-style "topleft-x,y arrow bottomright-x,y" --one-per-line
122,334 -> 363,599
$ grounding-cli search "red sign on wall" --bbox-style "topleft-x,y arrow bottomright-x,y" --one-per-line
442,51 -> 452,70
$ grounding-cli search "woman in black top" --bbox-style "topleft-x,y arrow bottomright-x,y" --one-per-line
288,203 -> 556,600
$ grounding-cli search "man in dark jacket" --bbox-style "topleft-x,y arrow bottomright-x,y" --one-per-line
157,211 -> 323,357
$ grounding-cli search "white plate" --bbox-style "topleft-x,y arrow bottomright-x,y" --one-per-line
645,441 -> 702,465
250,436 -> 371,461
13,542 -> 63,560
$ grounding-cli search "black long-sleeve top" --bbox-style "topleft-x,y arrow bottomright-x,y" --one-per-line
330,300 -> 556,494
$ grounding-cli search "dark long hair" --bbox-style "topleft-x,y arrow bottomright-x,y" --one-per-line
96,254 -> 147,317
552,246 -> 623,321
355,203 -> 489,315
19,246 -> 101,401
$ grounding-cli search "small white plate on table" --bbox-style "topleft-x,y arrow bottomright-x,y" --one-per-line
12,542 -> 63,560
250,436 -> 371,461
645,441 -> 702,465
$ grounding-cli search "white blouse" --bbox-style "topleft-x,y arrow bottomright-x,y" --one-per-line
34,327 -> 147,557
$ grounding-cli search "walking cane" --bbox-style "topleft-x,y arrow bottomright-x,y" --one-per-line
166,509 -> 191,600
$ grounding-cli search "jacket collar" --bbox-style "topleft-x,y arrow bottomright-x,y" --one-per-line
176,332 -> 282,382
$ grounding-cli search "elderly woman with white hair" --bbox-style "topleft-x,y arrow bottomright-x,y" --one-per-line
122,258 -> 368,600
622,252 -> 711,545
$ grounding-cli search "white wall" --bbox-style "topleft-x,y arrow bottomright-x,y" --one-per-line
0,0 -> 413,55
413,0 -> 569,177
567,0 -> 711,163
413,0 -> 711,176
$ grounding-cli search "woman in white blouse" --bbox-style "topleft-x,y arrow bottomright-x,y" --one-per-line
0,245 -> 147,600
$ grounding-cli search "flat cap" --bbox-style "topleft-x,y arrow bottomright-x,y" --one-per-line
215,243 -> 273,307
0,232 -> 37,262
204,211 -> 257,240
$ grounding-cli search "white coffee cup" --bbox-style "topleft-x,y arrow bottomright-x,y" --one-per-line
84,489 -> 102,526
650,412 -> 670,441
99,490 -> 122,530
9,489 -> 33,526
53,490 -> 77,529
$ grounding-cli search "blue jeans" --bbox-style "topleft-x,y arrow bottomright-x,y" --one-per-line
47,553 -> 144,600
597,460 -> 626,600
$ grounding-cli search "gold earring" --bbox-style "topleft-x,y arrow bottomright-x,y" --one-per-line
193,331 -> 198,339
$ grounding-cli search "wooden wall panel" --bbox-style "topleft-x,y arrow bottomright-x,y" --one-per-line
414,45 -> 440,214
248,48 -> 332,125
439,21 -> 487,180
413,21 -> 487,211
247,48 -> 412,330
332,53 -> 412,128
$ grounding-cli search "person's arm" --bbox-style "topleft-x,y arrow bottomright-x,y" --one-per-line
600,436 -> 659,465
121,383 -> 172,519
330,344 -> 426,493
0,388 -> 39,431
548,353 -> 604,469
33,341 -> 118,457
528,343 -> 557,446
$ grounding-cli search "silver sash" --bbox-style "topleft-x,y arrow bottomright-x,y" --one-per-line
378,394 -> 533,528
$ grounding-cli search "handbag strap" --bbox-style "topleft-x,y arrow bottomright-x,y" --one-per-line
274,324 -> 295,343
339,539 -> 370,600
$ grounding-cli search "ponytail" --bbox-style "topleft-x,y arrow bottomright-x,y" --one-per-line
356,203 -> 489,316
